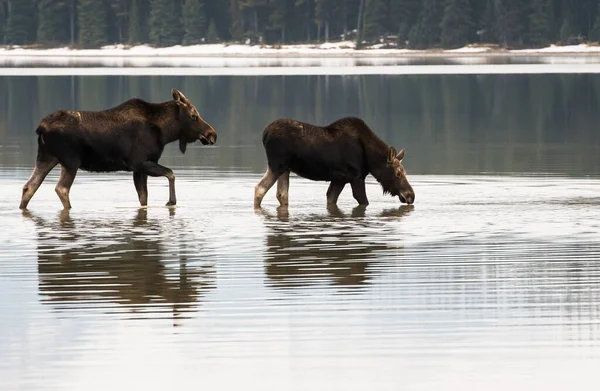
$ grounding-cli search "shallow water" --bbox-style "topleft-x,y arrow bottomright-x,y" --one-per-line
2,69 -> 600,390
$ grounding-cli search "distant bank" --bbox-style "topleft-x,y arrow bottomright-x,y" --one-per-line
2,41 -> 600,58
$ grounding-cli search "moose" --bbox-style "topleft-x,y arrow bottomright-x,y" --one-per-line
19,89 -> 217,210
254,117 -> 415,208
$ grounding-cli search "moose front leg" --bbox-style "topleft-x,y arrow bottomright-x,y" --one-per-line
276,171 -> 290,206
350,178 -> 369,205
326,181 -> 346,205
133,172 -> 149,206
137,161 -> 177,206
254,166 -> 281,208
55,166 -> 78,209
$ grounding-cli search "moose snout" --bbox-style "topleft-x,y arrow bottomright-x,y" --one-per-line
200,126 -> 217,145
400,190 -> 415,205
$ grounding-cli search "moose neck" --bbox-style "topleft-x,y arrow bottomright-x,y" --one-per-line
153,101 -> 182,146
363,133 -> 395,194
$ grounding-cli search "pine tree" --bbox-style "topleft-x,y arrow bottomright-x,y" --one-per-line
108,0 -> 129,43
591,1 -> 600,41
315,0 -> 335,41
529,0 -> 551,46
206,18 -> 218,42
410,0 -> 443,48
389,0 -> 421,47
361,0 -> 386,42
129,0 -> 143,44
78,0 -> 109,47
182,0 -> 206,44
229,0 -> 244,41
150,0 -> 183,46
440,0 -> 473,48
37,0 -> 70,45
6,0 -> 36,45
0,0 -> 8,44
269,0 -> 294,43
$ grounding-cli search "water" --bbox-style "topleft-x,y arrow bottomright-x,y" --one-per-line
1,63 -> 600,390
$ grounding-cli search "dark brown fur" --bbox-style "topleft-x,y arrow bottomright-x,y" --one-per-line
20,89 -> 217,209
254,117 -> 415,207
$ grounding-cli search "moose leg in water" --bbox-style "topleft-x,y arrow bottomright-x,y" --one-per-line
55,166 -> 78,209
254,167 -> 281,208
20,149 -> 59,210
136,161 -> 177,206
326,181 -> 346,205
350,178 -> 369,205
276,171 -> 290,206
133,172 -> 149,206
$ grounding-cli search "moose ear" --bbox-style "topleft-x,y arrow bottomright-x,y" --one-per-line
396,148 -> 405,161
172,88 -> 188,106
388,147 -> 397,163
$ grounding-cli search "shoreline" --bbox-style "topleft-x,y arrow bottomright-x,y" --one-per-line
2,42 -> 600,59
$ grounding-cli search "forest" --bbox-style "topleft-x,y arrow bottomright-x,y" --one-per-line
1,1 -> 600,50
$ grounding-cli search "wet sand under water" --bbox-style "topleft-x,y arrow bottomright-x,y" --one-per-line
1,169 -> 600,390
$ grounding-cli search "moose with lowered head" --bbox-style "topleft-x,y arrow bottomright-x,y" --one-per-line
19,89 -> 216,210
254,117 -> 415,208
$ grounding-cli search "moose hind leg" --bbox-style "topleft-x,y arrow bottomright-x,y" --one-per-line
350,178 -> 369,206
276,171 -> 290,206
55,166 -> 78,210
326,181 -> 346,206
20,153 -> 59,209
133,172 -> 149,206
137,161 -> 176,206
254,166 -> 280,208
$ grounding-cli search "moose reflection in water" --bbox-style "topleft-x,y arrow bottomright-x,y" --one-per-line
254,117 -> 415,208
20,89 -> 217,210
23,208 -> 215,324
260,205 -> 413,290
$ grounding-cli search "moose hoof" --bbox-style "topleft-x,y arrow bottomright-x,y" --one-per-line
165,201 -> 176,207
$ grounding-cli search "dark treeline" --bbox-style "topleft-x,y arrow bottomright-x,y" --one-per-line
1,0 -> 600,49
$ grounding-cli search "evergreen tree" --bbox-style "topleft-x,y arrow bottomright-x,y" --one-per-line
440,0 -> 472,48
229,0 -> 244,41
150,0 -> 183,46
240,0 -> 272,43
591,1 -> 600,41
78,0 -> 109,47
108,0 -> 129,43
559,16 -> 574,42
182,0 -> 206,44
389,0 -> 421,47
6,0 -> 36,45
0,0 -> 7,44
410,0 -> 443,48
37,0 -> 70,45
206,18 -> 218,42
361,0 -> 386,42
129,0 -> 144,44
269,0 -> 294,43
529,0 -> 551,46
315,0 -> 335,41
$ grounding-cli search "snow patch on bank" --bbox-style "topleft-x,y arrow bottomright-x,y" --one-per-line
5,41 -> 599,58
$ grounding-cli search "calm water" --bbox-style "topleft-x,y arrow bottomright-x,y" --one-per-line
2,65 -> 600,390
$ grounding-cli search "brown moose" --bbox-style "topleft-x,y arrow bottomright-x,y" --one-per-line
19,89 -> 216,209
254,117 -> 414,208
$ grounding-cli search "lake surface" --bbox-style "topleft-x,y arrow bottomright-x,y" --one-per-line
1,64 -> 600,390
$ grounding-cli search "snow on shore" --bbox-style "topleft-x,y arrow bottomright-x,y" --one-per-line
2,41 -> 600,59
